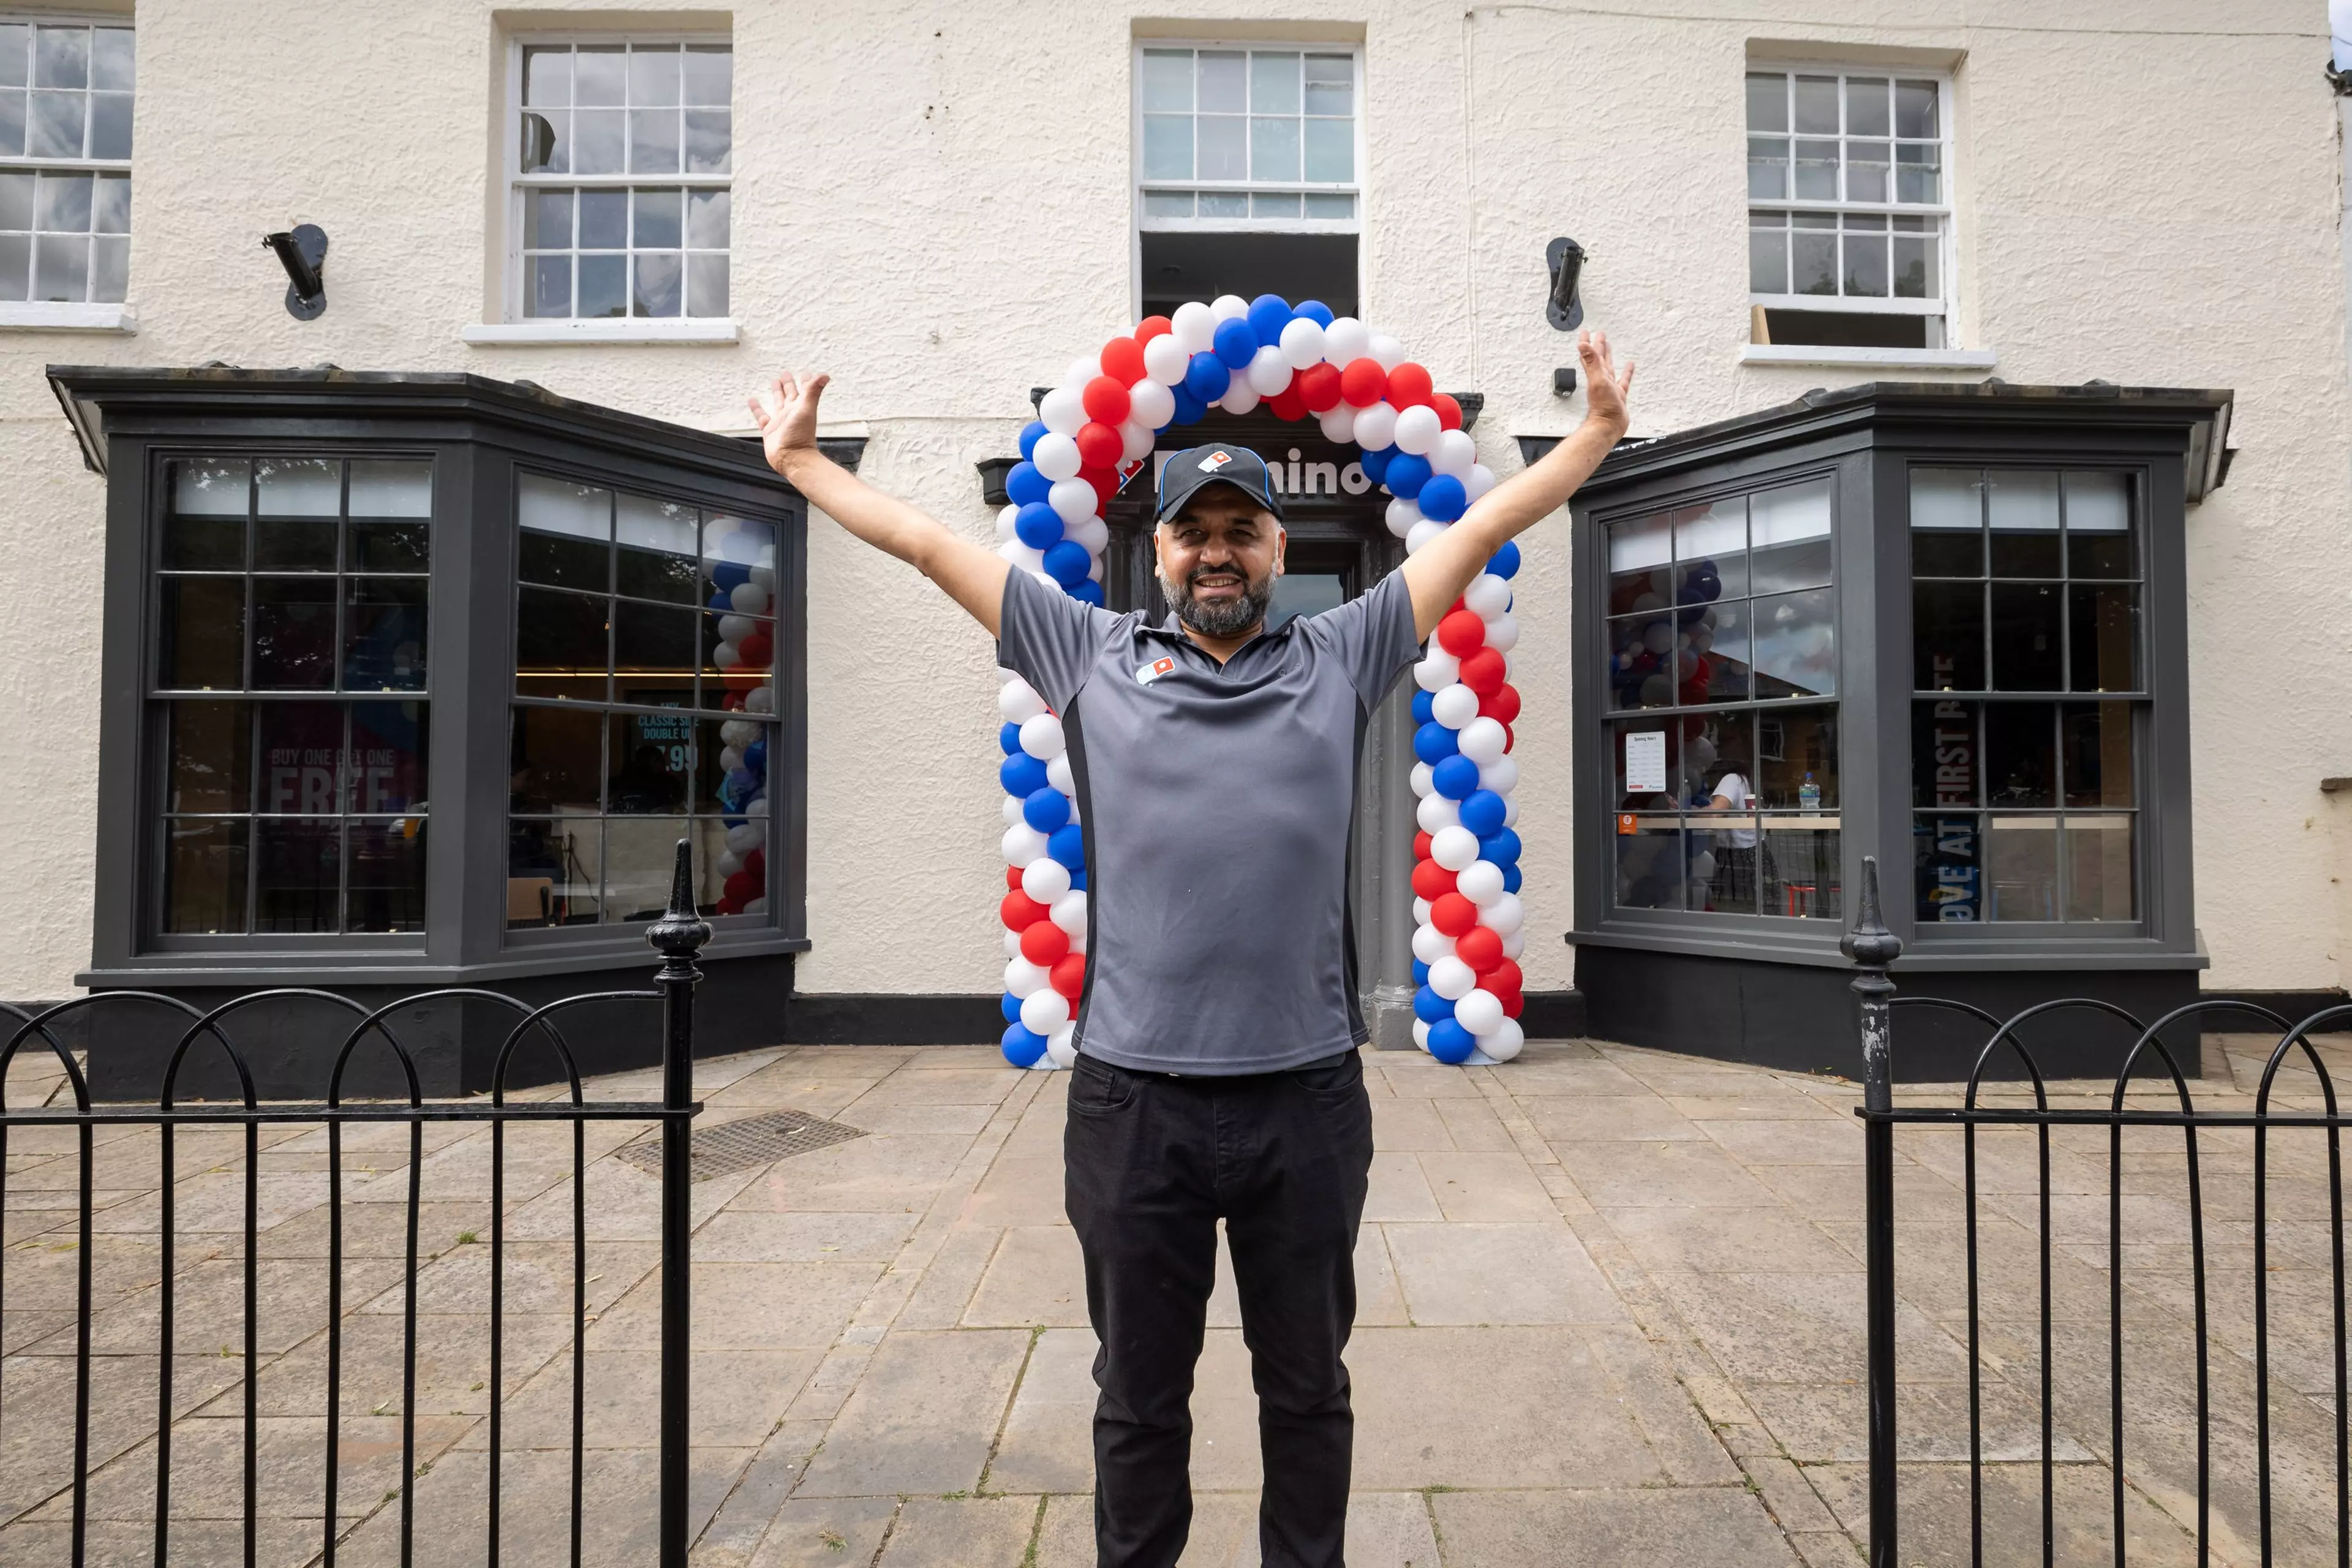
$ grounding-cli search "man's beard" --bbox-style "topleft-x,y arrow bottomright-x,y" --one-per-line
1161,560 -> 1275,639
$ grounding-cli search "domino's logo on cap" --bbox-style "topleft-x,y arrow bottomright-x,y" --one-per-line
1198,450 -> 1233,472
1155,443 -> 1286,526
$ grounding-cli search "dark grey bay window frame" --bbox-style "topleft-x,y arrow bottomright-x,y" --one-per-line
50,365 -> 838,992
1566,381 -> 2231,980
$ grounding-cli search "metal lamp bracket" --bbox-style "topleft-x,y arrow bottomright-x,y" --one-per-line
263,224 -> 328,320
1545,236 -> 1586,332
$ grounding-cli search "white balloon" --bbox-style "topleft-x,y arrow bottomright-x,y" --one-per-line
1464,462 -> 1498,502
1021,989 -> 1071,1035
1051,888 -> 1088,935
1004,957 -> 1047,998
1502,793 -> 1520,827
1367,331 -> 1406,371
1404,519 -> 1447,556
1414,649 -> 1459,691
1318,404 -> 1356,443
745,791 -> 766,816
1143,334 -> 1190,385
998,680 -> 1046,723
1172,300 -> 1216,352
1129,380 -> 1176,430
1430,429 -> 1477,478
998,539 -> 1044,573
1032,431 -> 1082,481
1464,573 -> 1511,619
1431,824 -> 1480,871
725,821 -> 763,854
1023,856 -> 1072,903
1065,356 -> 1101,391
1482,1017 -> 1525,1063
1070,515 -> 1110,554
1120,420 -> 1156,462
1456,859 -> 1506,906
718,744 -> 744,773
1003,927 -> 1023,957
1409,760 -> 1434,797
749,564 -> 775,589
1046,1027 -> 1079,1069
1429,956 -> 1477,1000
1352,401 -> 1399,451
1220,379 -> 1262,416
1046,753 -> 1076,794
1454,988 -> 1504,1037
1481,755 -> 1521,794
1393,404 -> 1441,456
1458,717 -> 1507,766
742,684 -> 774,715
1210,293 -> 1249,322
1039,383 -> 1086,435
1411,922 -> 1455,964
1384,496 -> 1420,539
730,580 -> 770,614
1412,897 -> 1431,926
1324,316 -> 1370,363
996,503 -> 1021,542
1048,478 -> 1096,526
1001,794 -> 1024,826
1412,1017 -> 1432,1051
716,849 -> 744,878
711,640 -> 740,668
1279,316 -> 1327,369
1019,712 -> 1066,761
1247,344 -> 1294,396
1416,792 -> 1461,833
719,718 -> 758,746
1484,615 -> 1520,654
1002,823 -> 1049,865
1431,684 -> 1479,729
1477,892 -> 1526,935
1501,928 -> 1525,960
1690,850 -> 1717,883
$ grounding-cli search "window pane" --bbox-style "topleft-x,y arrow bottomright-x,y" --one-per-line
521,109 -> 565,173
0,24 -> 27,88
1842,227 -> 1888,296
1607,511 -> 1670,609
88,91 -> 129,159
32,26 -> 85,89
2061,701 -> 2134,808
1747,137 -> 1787,200
346,818 -> 426,933
1845,77 -> 1890,137
254,817 -> 341,933
1745,72 -> 1786,133
349,459 -> 431,519
31,233 -> 85,300
687,187 -> 729,249
515,587 -> 608,702
1987,470 -> 2060,575
523,45 -> 571,106
579,254 -> 627,318
511,703 -> 605,812
1251,192 -> 1298,219
703,612 -> 774,694
1674,499 -> 1746,597
1986,817 -> 2059,921
628,108 -> 680,174
1912,698 -> 1979,809
1910,468 -> 1981,575
509,816 -> 599,925
1199,115 -> 1246,180
1912,582 -> 1984,690
1304,53 -> 1352,115
1140,50 -> 1193,113
1751,588 -> 1835,698
683,108 -> 729,173
579,185 -> 627,244
633,186 -> 682,247
257,456 -> 339,516
524,187 -> 571,249
251,577 -> 338,689
344,578 -> 427,690
28,89 -> 81,157
518,473 -> 611,590
167,699 -> 251,813
1250,51 -> 1299,113
632,251 -> 682,317
0,169 -> 27,230
168,456 -> 249,538
1913,811 -> 1982,923
1198,51 -> 1245,113
160,578 -> 244,689
604,816 -> 692,921
347,701 -> 428,812
253,511 -> 336,571
687,252 -> 728,317
1694,598 -> 1750,702
1607,613 -> 1676,710
0,91 -> 23,159
1793,75 -> 1838,134
1749,478 -> 1831,592
92,172 -> 127,232
1748,224 -> 1787,293
350,518 -> 428,574
2065,816 -> 2135,921
1989,582 -> 2062,691
2065,472 -> 2135,577
696,714 -> 770,815
1846,141 -> 1888,203
530,255 -> 571,317
1791,227 -> 1835,296
1141,113 -> 1193,179
1302,116 -> 1351,183
628,45 -> 679,106
1895,79 -> 1939,138
1793,139 -> 1838,200
164,818 -> 247,934
1892,234 -> 1936,299
34,170 -> 88,232
1762,825 -> 1841,919
1895,141 -> 1940,203
1984,701 -> 2056,807
575,45 -> 624,106
571,108 -> 624,175
681,46 -> 731,107
2068,583 -> 2139,692
613,599 -> 698,698
1303,192 -> 1354,219
1692,713 -> 1758,914
92,28 -> 130,91
1198,191 -> 1248,218
255,701 -> 345,814
90,235 -> 123,301
606,710 -> 692,815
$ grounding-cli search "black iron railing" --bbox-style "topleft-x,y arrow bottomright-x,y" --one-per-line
1852,855 -> 2352,1567
0,842 -> 709,1568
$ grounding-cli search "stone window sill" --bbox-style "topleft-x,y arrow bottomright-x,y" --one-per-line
0,302 -> 137,333
1740,343 -> 1996,371
462,318 -> 739,346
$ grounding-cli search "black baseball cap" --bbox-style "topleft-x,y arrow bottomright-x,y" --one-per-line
1154,444 -> 1287,526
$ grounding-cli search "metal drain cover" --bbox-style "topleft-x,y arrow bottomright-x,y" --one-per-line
616,1109 -> 865,1182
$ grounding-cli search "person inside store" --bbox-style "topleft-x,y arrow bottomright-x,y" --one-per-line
744,328 -> 1634,1568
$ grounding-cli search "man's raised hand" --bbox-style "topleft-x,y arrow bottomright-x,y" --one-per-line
1577,330 -> 1636,434
748,372 -> 829,479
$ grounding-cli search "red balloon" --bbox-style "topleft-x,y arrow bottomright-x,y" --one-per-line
1480,684 -> 1521,725
1499,986 -> 1525,1020
1459,647 -> 1507,696
1430,893 -> 1479,937
1075,421 -> 1123,470
1136,315 -> 1174,342
744,848 -> 766,882
1413,830 -> 1433,862
1385,361 -> 1433,409
722,689 -> 745,711
1432,393 -> 1464,431
1101,337 -> 1147,386
1000,891 -> 1049,930
1006,864 -> 1025,891
1338,357 -> 1387,407
737,630 -> 774,668
1411,858 -> 1457,901
1296,362 -> 1343,413
1020,920 -> 1071,967
1051,952 -> 1087,999
716,896 -> 742,916
723,869 -> 758,905
1081,466 -> 1118,510
1268,384 -> 1309,421
1455,925 -> 1503,973
1436,609 -> 1486,659
1486,958 -> 1524,995
1082,376 -> 1131,427
1503,722 -> 1516,752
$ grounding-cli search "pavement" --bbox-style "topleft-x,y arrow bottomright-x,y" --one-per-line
3,1029 -> 2350,1567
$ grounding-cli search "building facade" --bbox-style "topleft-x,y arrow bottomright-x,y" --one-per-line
1,1 -> 2344,1083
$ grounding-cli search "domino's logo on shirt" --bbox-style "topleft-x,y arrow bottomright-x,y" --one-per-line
1136,656 -> 1175,686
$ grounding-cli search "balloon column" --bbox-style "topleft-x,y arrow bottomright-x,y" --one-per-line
706,519 -> 778,916
992,294 -> 1525,1069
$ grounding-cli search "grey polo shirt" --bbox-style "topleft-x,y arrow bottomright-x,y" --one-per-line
997,562 -> 1422,1075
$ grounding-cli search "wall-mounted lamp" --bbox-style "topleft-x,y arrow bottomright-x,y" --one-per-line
976,456 -> 1020,507
1545,236 -> 1586,331
263,224 -> 328,320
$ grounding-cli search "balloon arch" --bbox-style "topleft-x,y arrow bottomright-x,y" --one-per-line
990,295 -> 1529,1071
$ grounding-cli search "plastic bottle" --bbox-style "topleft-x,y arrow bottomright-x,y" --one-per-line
1798,772 -> 1821,812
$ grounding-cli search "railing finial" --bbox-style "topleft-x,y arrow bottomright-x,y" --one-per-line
1842,853 -> 1903,971
646,839 -> 712,965
1845,856 -> 1902,1117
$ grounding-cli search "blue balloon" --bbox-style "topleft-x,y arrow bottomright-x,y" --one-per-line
1458,788 -> 1507,837
1000,990 -> 1024,1024
1412,958 -> 1430,987
1385,453 -> 1432,500
1001,752 -> 1049,795
1006,460 -> 1051,508
1432,754 -> 1481,801
1068,867 -> 1087,891
1183,352 -> 1232,403
1018,421 -> 1049,462
1413,984 -> 1455,1023
1411,688 -> 1436,725
1042,540 -> 1092,587
1479,827 -> 1523,867
1000,721 -> 1024,756
725,766 -> 756,797
1412,721 -> 1460,765
1048,823 -> 1086,870
1246,294 -> 1292,347
1503,864 -> 1523,894
744,739 -> 767,774
1001,1022 -> 1049,1068
1427,1018 -> 1476,1063
1170,385 -> 1207,426
1212,316 -> 1259,369
1071,578 -> 1106,606
1293,300 -> 1335,328
710,560 -> 750,592
1023,786 -> 1071,833
1015,502 -> 1064,550
1418,473 -> 1468,522
1359,445 -> 1395,485
707,590 -> 734,612
1488,540 -> 1521,579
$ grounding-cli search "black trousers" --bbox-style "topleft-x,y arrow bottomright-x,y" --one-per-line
1063,1047 -> 1374,1568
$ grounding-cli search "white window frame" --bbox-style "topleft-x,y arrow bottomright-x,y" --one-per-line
0,10 -> 134,333
475,30 -> 737,345
1744,64 -> 1957,343
1131,41 -> 1365,237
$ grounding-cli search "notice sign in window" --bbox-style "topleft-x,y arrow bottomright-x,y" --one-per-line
1624,729 -> 1667,793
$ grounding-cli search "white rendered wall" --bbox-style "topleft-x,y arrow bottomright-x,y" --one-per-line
0,1 -> 2342,1004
